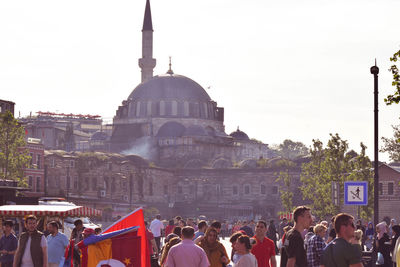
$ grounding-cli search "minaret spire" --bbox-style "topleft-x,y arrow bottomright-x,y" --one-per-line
166,56 -> 174,75
138,0 -> 156,83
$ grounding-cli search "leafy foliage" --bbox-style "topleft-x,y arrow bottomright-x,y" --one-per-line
276,160 -> 296,213
385,49 -> 400,105
300,134 -> 373,220
0,111 -> 30,184
276,139 -> 309,160
381,124 -> 400,162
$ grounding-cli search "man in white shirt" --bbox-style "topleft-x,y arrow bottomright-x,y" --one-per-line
150,214 -> 164,251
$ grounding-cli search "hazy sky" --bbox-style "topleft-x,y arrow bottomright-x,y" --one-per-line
1,0 -> 399,161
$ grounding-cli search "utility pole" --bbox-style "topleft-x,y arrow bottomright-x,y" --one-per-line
370,60 -> 379,267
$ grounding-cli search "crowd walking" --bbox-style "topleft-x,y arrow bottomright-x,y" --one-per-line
3,207 -> 400,267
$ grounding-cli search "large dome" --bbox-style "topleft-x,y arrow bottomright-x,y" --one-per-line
128,73 -> 211,102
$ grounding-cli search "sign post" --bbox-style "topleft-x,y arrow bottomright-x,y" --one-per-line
344,181 -> 368,206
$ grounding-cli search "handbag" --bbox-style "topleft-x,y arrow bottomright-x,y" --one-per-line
376,252 -> 384,265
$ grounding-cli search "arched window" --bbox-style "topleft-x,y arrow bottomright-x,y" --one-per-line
147,102 -> 152,116
160,101 -> 165,116
244,184 -> 251,195
260,184 -> 266,195
184,102 -> 189,116
232,185 -> 238,195
172,101 -> 178,116
136,102 -> 141,117
203,103 -> 208,118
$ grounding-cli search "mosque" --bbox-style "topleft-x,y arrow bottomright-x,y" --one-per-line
110,0 -> 273,168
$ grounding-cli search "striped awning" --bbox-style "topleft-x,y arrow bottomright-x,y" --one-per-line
0,205 -> 102,217
279,212 -> 293,220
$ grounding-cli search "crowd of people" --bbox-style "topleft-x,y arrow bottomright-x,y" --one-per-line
2,208 -> 400,267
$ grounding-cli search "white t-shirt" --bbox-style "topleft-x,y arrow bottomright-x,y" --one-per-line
149,219 -> 164,237
21,235 -> 47,267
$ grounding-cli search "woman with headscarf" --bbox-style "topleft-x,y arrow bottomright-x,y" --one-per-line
267,220 -> 278,254
376,221 -> 392,267
365,222 -> 374,251
198,227 -> 230,267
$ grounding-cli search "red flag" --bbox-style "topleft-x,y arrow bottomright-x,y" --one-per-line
103,208 -> 150,267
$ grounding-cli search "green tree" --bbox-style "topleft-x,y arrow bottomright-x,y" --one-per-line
385,49 -> 400,105
0,111 -> 30,184
381,124 -> 400,162
300,134 -> 373,220
275,159 -> 296,213
276,139 -> 309,160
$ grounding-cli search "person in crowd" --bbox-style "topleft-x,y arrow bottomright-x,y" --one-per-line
165,226 -> 209,267
174,216 -> 182,225
210,221 -> 222,236
46,221 -> 69,267
306,224 -> 326,267
304,227 -> 315,248
233,235 -> 257,267
365,221 -> 374,250
278,218 -> 288,239
232,221 -> 241,233
320,213 -> 362,267
326,216 -> 337,244
194,221 -> 208,240
240,221 -> 254,237
198,228 -> 229,267
389,219 -> 396,237
229,232 -> 243,264
285,206 -> 312,267
70,219 -> 84,267
150,214 -> 164,252
160,236 -> 181,267
145,221 -> 158,257
391,225 -> 400,266
266,220 -> 278,254
356,219 -> 366,249
376,221 -> 392,267
320,221 -> 329,241
350,229 -> 363,253
165,220 -> 175,237
178,220 -> 186,228
13,215 -> 48,267
251,220 -> 276,267
94,227 -> 102,235
186,218 -> 196,229
279,225 -> 292,267
0,220 -> 17,267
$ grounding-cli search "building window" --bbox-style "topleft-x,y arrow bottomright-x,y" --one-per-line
73,177 -> 78,189
178,185 -> 183,194
149,182 -> 153,196
29,153 -> 34,167
147,101 -> 152,116
55,176 -> 60,187
260,184 -> 266,195
232,185 -> 238,195
216,184 -> 221,196
272,186 -> 278,195
70,160 -> 75,168
388,182 -> 394,195
164,185 -> 168,195
108,162 -> 112,171
244,184 -> 250,195
36,177 -> 41,192
184,102 -> 189,116
172,101 -> 178,116
136,102 -> 141,117
50,158 -> 55,168
379,183 -> 383,195
36,155 -> 42,169
28,176 -> 33,188
92,178 -> 97,190
160,101 -> 165,116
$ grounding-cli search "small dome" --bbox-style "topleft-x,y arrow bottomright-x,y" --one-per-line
128,74 -> 211,102
91,131 -> 109,141
230,127 -> 249,140
184,125 -> 207,136
156,122 -> 186,137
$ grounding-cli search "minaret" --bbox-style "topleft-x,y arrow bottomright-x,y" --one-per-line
138,0 -> 156,83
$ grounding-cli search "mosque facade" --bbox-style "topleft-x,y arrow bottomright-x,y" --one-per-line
110,0 -> 273,168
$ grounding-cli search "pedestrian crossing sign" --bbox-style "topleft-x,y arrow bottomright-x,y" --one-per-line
344,181 -> 368,206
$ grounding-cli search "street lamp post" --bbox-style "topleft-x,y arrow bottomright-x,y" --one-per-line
370,61 -> 379,267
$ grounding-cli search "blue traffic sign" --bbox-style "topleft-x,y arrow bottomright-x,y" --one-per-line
344,181 -> 368,206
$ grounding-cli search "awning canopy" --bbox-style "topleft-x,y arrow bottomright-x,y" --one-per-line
0,205 -> 102,217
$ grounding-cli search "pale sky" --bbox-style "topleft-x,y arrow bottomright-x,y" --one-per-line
1,0 -> 399,162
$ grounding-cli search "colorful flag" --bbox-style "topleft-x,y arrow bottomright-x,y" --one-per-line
103,208 -> 150,267
78,226 -> 140,267
63,240 -> 74,267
